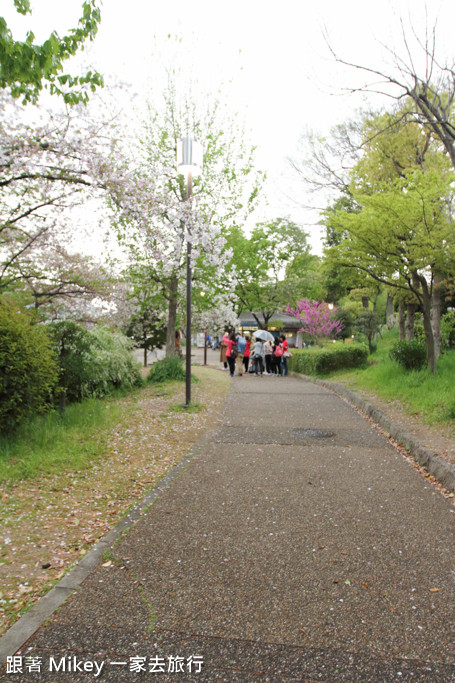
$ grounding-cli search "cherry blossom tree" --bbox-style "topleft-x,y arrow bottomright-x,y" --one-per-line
98,76 -> 263,356
192,295 -> 239,336
285,299 -> 343,344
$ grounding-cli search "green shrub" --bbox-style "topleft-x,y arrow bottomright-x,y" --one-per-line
288,344 -> 368,375
389,339 -> 427,370
48,321 -> 94,402
147,355 -> 186,383
0,300 -> 59,433
88,327 -> 143,395
49,321 -> 143,402
146,355 -> 198,384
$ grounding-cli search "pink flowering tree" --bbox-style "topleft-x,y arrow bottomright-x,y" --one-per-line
285,299 -> 343,344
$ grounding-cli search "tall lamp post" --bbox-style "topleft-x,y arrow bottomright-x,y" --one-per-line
177,137 -> 203,407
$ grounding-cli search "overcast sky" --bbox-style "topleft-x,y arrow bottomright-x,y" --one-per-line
4,0 -> 455,253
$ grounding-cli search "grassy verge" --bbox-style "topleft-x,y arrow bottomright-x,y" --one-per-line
321,330 -> 455,425
0,366 -> 230,636
0,394 -> 130,483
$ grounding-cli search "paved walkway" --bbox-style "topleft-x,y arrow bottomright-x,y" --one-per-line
134,346 -> 223,369
1,376 -> 455,681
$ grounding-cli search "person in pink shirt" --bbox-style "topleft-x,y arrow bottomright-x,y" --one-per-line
225,333 -> 237,377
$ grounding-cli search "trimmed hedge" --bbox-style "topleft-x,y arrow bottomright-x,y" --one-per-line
288,344 -> 368,375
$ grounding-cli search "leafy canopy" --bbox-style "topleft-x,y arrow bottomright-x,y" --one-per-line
0,0 -> 103,104
226,218 -> 320,326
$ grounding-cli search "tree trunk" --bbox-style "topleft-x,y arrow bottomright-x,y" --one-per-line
398,300 -> 405,340
386,293 -> 394,321
362,296 -> 369,309
405,303 -> 416,341
431,273 -> 442,362
416,273 -> 437,373
165,274 -> 178,357
143,345 -> 147,367
368,334 -> 374,355
372,292 -> 379,313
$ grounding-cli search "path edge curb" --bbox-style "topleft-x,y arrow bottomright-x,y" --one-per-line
291,371 -> 455,494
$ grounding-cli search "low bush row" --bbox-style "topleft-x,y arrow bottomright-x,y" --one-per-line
288,344 -> 368,375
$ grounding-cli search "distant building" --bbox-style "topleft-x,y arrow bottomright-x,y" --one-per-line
237,312 -> 301,347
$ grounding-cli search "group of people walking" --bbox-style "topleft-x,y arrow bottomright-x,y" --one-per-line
220,332 -> 290,377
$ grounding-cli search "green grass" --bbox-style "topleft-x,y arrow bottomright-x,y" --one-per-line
0,395 -> 126,483
326,330 -> 455,425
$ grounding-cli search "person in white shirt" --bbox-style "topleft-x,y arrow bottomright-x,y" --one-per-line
263,339 -> 273,374
251,339 -> 265,375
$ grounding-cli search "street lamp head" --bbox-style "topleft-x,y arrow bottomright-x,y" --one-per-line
176,137 -> 203,177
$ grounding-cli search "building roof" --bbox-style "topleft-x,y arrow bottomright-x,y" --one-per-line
238,312 -> 301,329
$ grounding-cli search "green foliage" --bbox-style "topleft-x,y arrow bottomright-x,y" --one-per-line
0,1 -> 103,104
0,300 -> 59,434
288,344 -> 368,376
321,104 -> 455,373
49,321 -> 142,402
226,218 -> 318,326
389,339 -> 427,371
416,310 -> 455,352
147,356 -> 188,384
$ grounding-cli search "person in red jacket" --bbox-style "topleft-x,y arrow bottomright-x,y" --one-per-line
243,336 -> 251,374
280,334 -> 289,376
